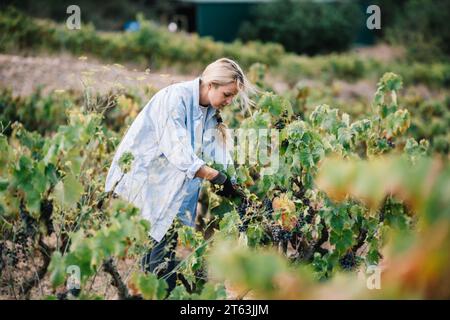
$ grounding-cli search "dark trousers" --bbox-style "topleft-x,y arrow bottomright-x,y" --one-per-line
141,229 -> 179,293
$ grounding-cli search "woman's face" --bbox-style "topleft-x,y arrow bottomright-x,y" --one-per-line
207,82 -> 239,110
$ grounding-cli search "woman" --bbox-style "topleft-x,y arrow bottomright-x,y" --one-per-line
104,58 -> 255,291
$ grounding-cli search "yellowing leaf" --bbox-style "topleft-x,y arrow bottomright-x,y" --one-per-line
53,173 -> 84,209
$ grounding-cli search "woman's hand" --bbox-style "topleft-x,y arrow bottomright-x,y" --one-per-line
195,165 -> 219,180
210,171 -> 245,199
195,166 -> 244,199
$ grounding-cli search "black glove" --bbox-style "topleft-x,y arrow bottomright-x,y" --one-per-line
211,172 -> 244,199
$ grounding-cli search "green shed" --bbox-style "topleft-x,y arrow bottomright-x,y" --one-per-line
180,0 -> 268,42
180,0 -> 375,45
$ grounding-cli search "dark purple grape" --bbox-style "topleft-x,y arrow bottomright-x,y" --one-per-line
274,119 -> 285,130
238,225 -> 247,232
281,230 -> 291,241
237,199 -> 250,232
270,225 -> 291,242
271,225 -> 283,242
295,218 -> 305,231
69,288 -> 81,297
305,210 -> 314,224
40,199 -> 54,234
237,200 -> 249,218
387,139 -> 395,148
262,197 -> 273,218
339,252 -> 357,271
303,198 -> 310,207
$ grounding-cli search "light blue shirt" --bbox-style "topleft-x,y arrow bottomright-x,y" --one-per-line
105,77 -> 234,241
176,104 -> 212,227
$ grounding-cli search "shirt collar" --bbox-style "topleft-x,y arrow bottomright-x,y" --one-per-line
192,77 -> 216,122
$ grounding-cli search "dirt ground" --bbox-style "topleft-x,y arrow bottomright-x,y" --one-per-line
0,53 -> 194,99
0,52 -> 378,104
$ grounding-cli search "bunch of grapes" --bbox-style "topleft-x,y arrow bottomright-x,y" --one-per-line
40,199 -> 54,234
69,287 -> 81,298
237,200 -> 248,217
270,225 -> 291,242
379,209 -> 385,222
237,199 -> 250,232
14,227 -> 33,258
281,230 -> 291,241
274,119 -> 285,130
270,225 -> 282,242
387,140 -> 395,148
339,251 -> 357,271
238,225 -> 247,232
15,229 -> 28,246
305,206 -> 316,224
262,197 -> 274,219
302,197 -> 310,207
294,217 -> 305,232
0,241 -> 19,267
274,110 -> 289,130
19,205 -> 37,240
194,267 -> 208,281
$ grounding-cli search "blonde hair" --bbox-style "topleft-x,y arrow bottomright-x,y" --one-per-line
200,57 -> 258,143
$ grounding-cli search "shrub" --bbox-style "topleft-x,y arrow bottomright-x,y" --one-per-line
237,0 -> 363,55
